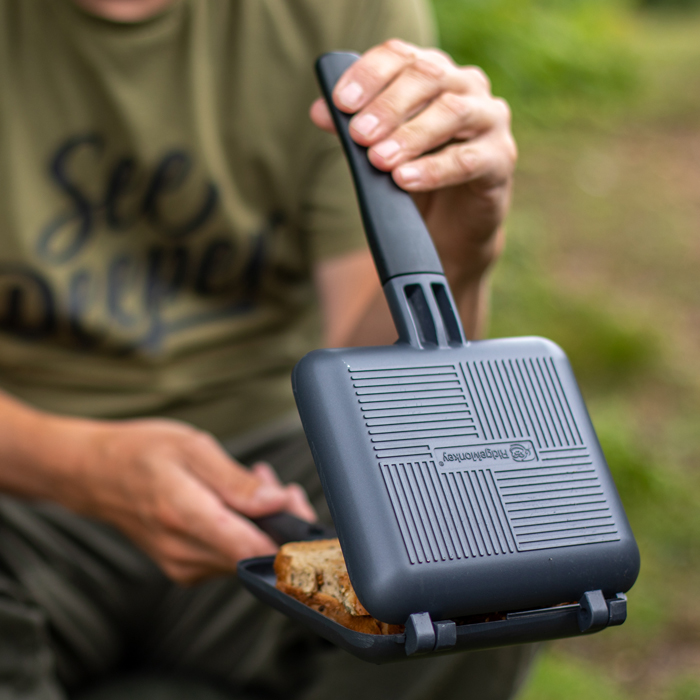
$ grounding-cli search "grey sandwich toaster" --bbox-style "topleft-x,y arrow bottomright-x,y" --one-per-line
238,52 -> 640,663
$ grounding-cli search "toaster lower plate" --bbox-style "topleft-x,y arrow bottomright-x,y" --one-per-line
238,556 -> 626,664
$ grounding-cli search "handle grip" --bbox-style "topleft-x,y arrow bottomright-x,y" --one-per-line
253,512 -> 336,546
315,52 -> 444,285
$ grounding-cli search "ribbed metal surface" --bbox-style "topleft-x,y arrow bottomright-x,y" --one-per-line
359,359 -> 617,560
350,365 -> 479,460
382,452 -> 619,562
381,461 -> 515,565
441,468 -> 516,558
495,447 -> 618,551
462,357 -> 582,449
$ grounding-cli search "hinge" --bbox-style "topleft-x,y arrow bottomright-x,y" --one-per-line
577,590 -> 627,633
405,612 -> 457,656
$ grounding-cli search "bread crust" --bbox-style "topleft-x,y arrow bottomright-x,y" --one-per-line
274,538 -> 403,636
276,582 -> 401,634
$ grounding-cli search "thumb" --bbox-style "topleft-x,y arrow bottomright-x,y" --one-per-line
309,98 -> 336,134
214,464 -> 291,518
184,435 -> 289,517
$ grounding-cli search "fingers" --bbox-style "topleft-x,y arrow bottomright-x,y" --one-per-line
150,464 -> 278,583
251,460 -> 283,488
348,63 -> 484,147
144,453 -> 320,585
309,98 -> 335,134
148,534 -> 238,585
181,432 -> 290,517
84,419 -> 319,586
366,94 -> 508,173
392,134 -> 517,193
285,483 -> 318,522
333,39 -> 423,113
309,56 -> 484,139
310,38 -> 513,194
252,462 -> 317,522
181,432 -> 316,523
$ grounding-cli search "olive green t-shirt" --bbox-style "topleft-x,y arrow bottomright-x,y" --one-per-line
0,0 -> 435,438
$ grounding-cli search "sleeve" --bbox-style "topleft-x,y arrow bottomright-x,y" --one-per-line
302,0 -> 438,263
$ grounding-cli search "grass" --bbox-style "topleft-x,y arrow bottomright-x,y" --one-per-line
433,6 -> 700,700
519,652 -> 629,700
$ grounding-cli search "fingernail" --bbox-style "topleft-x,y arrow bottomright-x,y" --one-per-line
352,113 -> 379,137
373,139 -> 401,161
398,165 -> 421,184
337,82 -> 363,109
253,485 -> 283,504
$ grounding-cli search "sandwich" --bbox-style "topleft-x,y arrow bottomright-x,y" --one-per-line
274,538 -> 404,635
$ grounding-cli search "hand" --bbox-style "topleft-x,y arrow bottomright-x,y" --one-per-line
66,418 -> 315,584
310,39 -> 516,293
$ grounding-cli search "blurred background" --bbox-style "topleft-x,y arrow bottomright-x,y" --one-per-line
430,0 -> 700,698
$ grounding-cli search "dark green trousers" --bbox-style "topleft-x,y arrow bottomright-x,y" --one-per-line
0,428 -> 536,700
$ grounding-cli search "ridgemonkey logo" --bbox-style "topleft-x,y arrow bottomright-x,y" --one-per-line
438,441 -> 537,466
509,443 -> 535,462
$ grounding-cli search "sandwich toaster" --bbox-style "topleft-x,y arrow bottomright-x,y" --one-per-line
238,52 -> 640,663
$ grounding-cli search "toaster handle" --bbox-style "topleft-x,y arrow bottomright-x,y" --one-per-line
253,512 -> 336,545
316,52 -> 444,285
316,52 -> 466,348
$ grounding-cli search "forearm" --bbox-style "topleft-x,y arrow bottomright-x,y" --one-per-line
0,390 -> 93,507
440,223 -> 505,340
0,389 -> 314,582
448,267 -> 491,341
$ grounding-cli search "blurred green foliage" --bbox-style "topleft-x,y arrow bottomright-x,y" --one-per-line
489,249 -> 657,392
638,0 -> 700,10
670,677 -> 700,700
520,652 -> 628,700
432,0 -> 639,122
432,1 -> 700,698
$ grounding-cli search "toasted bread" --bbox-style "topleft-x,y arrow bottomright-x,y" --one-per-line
274,538 -> 403,635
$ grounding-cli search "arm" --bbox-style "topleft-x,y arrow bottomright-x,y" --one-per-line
0,390 -> 313,584
311,40 -> 515,345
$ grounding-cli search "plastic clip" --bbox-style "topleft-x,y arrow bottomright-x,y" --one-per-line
577,590 -> 609,633
405,613 -> 457,656
607,592 -> 627,626
433,620 -> 458,651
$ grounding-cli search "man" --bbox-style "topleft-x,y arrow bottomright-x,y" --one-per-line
0,0 -> 527,698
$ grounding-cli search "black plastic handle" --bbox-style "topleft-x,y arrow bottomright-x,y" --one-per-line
315,52 -> 444,285
253,512 -> 336,545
